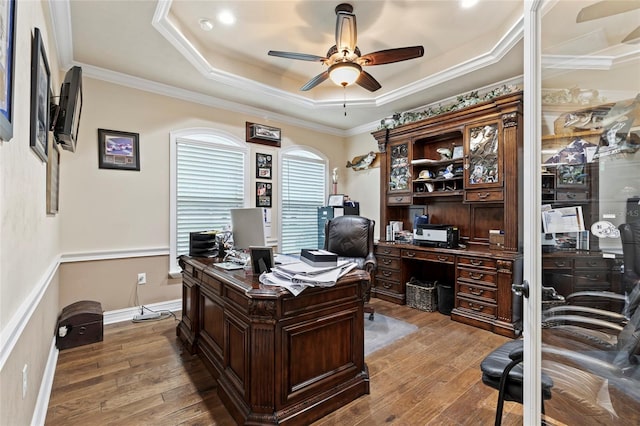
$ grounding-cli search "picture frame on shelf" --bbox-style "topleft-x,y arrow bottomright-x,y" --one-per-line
452,145 -> 464,159
0,0 -> 16,141
256,153 -> 272,179
30,27 -> 50,162
98,128 -> 140,171
328,194 -> 344,207
46,141 -> 60,214
246,122 -> 281,147
256,182 -> 272,207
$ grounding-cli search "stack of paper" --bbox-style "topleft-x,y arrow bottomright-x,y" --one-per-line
259,260 -> 357,296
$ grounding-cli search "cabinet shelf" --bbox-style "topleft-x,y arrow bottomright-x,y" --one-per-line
413,190 -> 463,198
411,158 -> 463,167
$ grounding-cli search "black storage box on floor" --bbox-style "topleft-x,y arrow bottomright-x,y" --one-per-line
56,300 -> 103,350
437,283 -> 454,315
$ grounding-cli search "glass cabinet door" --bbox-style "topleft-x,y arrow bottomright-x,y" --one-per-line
388,141 -> 410,193
464,121 -> 503,188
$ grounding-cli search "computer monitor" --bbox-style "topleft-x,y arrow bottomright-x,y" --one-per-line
230,207 -> 267,250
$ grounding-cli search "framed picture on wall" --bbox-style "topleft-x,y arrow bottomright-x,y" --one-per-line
98,128 -> 140,170
256,153 -> 272,179
256,182 -> 272,207
30,27 -> 50,162
0,0 -> 17,141
246,122 -> 281,147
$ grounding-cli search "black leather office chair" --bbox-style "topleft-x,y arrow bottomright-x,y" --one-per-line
620,221 -> 640,295
324,215 -> 377,320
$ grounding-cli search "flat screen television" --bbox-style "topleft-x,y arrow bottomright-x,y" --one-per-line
54,66 -> 82,152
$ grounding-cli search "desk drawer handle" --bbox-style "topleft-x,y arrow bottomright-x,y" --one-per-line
382,258 -> 393,265
566,192 -> 576,199
406,251 -> 416,258
383,282 -> 392,289
477,192 -> 490,199
554,261 -> 567,267
469,288 -> 484,296
470,272 -> 484,280
468,302 -> 484,312
395,197 -> 404,202
587,261 -> 600,267
437,256 -> 449,262
382,271 -> 393,277
470,259 -> 483,266
382,249 -> 392,255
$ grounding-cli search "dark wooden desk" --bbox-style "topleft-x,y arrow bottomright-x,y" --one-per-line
177,256 -> 370,425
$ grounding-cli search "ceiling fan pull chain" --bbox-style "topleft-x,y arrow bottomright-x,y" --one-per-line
343,87 -> 347,116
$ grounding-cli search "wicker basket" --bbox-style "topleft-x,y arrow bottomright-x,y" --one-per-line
406,278 -> 437,312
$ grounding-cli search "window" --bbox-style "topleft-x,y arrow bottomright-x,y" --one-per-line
280,148 -> 327,254
170,129 -> 248,275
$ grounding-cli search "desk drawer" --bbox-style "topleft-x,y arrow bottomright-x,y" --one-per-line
458,282 -> 496,303
378,256 -> 401,270
457,268 -> 497,286
574,258 -> 608,269
457,296 -> 496,318
387,194 -> 411,205
543,258 -> 573,269
457,256 -> 496,270
464,189 -> 503,203
402,249 -> 455,264
375,245 -> 401,258
374,278 -> 403,294
376,268 -> 401,283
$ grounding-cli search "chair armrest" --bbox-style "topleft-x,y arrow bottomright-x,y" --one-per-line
566,291 -> 626,303
544,305 -> 628,324
508,344 -> 523,362
364,253 -> 377,274
542,315 -> 624,333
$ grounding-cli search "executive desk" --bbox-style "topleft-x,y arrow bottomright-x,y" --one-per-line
177,256 -> 370,425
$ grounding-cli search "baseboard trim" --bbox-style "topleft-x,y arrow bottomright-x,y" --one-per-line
31,338 -> 58,426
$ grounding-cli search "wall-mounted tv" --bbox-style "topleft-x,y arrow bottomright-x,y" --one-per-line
53,66 -> 82,152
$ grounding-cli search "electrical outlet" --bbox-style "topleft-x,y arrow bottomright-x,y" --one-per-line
22,364 -> 28,399
137,273 -> 146,285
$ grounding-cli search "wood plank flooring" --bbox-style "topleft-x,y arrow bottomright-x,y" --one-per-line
45,299 -> 523,425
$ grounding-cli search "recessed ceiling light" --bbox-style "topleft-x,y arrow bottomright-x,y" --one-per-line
461,0 -> 479,8
217,10 -> 235,26
199,18 -> 213,31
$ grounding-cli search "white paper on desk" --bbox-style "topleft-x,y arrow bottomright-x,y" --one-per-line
259,272 -> 310,296
291,262 -> 357,287
542,206 -> 585,234
275,260 -> 349,276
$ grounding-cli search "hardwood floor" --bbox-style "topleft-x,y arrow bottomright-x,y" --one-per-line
45,299 -> 523,425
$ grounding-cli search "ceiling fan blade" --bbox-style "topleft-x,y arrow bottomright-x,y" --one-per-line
622,25 -> 640,44
335,10 -> 357,53
356,71 -> 381,92
268,51 -> 326,62
300,71 -> 330,91
360,46 -> 424,66
576,0 -> 640,23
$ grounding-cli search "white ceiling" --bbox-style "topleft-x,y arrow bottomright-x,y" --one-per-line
48,1 -> 640,136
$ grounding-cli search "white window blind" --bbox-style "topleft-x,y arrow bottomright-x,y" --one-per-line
176,139 -> 245,256
281,153 -> 326,254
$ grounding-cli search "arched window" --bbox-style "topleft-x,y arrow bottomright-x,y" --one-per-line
280,147 -> 327,254
169,128 -> 249,275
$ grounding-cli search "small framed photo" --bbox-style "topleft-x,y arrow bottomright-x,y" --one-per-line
452,145 -> 464,159
246,122 -> 281,147
256,153 -> 272,179
98,128 -> 140,171
30,27 -> 50,162
256,182 -> 272,207
328,194 -> 344,207
250,246 -> 274,274
0,0 -> 17,141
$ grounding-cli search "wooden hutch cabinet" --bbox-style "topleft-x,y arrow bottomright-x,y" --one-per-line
372,92 -> 524,337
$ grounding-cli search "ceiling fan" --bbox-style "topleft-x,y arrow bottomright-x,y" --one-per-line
576,0 -> 640,44
268,3 -> 424,92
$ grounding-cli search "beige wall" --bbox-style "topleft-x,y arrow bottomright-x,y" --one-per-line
57,77 -> 349,311
0,2 -> 63,424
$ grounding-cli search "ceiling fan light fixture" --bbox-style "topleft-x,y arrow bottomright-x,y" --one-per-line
329,62 -> 362,87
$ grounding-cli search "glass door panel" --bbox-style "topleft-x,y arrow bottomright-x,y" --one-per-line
537,1 -> 640,424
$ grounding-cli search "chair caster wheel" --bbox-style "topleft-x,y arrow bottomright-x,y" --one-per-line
368,313 -> 374,321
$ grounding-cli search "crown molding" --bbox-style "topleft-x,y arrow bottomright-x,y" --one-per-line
48,0 -> 74,69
